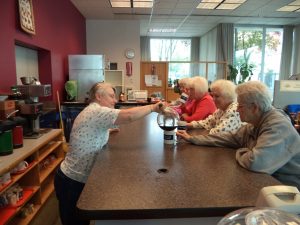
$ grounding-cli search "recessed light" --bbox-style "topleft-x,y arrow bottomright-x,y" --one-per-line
133,1 -> 153,8
289,0 -> 300,6
111,1 -> 131,8
277,5 -> 300,11
197,2 -> 220,9
216,3 -> 241,10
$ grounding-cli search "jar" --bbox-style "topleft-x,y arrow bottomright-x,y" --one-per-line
0,120 -> 15,155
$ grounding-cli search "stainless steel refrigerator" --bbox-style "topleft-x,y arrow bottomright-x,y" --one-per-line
68,55 -> 104,102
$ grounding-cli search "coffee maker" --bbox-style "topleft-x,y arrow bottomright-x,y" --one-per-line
12,84 -> 51,138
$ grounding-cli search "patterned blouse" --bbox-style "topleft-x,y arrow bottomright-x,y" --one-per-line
61,102 -> 120,183
190,102 -> 243,134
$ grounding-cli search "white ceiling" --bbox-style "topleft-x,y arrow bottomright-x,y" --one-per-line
70,0 -> 300,37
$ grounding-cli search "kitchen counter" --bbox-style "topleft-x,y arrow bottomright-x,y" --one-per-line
76,114 -> 280,221
62,101 -> 154,108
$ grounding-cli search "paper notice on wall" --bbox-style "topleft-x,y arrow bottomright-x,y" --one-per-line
280,80 -> 300,92
145,74 -> 159,86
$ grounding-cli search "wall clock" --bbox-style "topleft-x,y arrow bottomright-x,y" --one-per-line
18,0 -> 36,35
125,49 -> 135,59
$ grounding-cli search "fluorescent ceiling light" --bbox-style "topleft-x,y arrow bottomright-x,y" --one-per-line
216,3 -> 241,10
197,3 -> 219,9
289,0 -> 300,5
133,1 -> 153,8
111,1 -> 131,8
224,0 -> 246,3
110,0 -> 153,8
148,28 -> 176,33
277,5 -> 300,11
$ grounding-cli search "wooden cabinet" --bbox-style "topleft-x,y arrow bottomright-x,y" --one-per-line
0,129 -> 64,225
140,62 -> 167,100
104,70 -> 124,97
166,88 -> 180,102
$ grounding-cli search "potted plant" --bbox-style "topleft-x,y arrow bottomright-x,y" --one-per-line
168,78 -> 173,87
227,63 -> 254,84
173,79 -> 180,93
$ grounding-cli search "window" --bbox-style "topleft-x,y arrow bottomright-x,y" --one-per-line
234,26 -> 283,96
150,38 -> 192,82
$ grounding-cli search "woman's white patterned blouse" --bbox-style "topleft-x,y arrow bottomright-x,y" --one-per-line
190,102 -> 243,134
60,102 -> 120,183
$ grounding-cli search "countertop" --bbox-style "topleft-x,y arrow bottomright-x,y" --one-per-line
76,114 -> 280,220
62,101 -> 154,108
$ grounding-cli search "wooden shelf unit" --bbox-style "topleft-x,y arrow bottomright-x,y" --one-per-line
0,129 -> 64,225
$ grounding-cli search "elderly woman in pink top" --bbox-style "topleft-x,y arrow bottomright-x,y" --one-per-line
181,76 -> 216,122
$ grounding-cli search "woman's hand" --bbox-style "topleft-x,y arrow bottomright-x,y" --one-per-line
186,122 -> 193,129
151,101 -> 167,113
176,130 -> 192,141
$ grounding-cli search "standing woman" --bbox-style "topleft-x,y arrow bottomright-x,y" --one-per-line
181,76 -> 216,122
54,82 -> 163,225
186,79 -> 243,134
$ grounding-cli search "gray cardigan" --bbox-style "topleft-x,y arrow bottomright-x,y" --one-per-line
189,108 -> 300,189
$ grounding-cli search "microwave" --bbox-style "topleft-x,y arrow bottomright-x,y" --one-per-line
127,90 -> 148,101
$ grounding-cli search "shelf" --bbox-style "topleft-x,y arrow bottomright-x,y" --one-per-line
38,141 -> 62,162
39,158 -> 63,183
41,179 -> 54,204
0,186 -> 39,225
0,129 -> 63,225
8,204 -> 41,225
0,179 -> 14,195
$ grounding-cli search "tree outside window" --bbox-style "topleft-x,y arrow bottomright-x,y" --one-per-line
150,38 -> 191,84
234,26 -> 283,97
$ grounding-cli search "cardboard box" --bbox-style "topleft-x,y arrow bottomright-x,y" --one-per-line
0,100 -> 15,111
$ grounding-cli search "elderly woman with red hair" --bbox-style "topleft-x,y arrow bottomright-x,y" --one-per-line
181,76 -> 216,122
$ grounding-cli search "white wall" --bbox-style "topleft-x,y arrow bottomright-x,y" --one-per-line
15,45 -> 39,84
86,20 -> 141,90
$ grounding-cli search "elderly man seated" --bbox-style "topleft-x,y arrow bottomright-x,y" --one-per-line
177,81 -> 300,189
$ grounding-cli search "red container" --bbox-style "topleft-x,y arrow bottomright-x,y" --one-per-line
12,126 -> 23,148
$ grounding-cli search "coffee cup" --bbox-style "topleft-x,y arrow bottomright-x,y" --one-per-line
177,121 -> 187,130
12,161 -> 29,174
6,192 -> 18,206
179,93 -> 189,104
0,172 -> 11,185
0,194 -> 8,207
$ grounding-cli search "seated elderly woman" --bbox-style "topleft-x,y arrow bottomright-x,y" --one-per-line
177,81 -> 300,189
171,77 -> 193,115
185,79 -> 243,134
181,76 -> 216,122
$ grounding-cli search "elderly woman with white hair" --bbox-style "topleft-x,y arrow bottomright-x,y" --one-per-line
181,76 -> 216,122
177,81 -> 300,189
186,79 -> 243,134
54,82 -> 164,225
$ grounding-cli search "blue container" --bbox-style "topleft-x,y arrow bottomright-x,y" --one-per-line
287,105 -> 300,113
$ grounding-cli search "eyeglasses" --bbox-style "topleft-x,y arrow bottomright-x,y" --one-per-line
237,103 -> 248,109
237,103 -> 253,109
